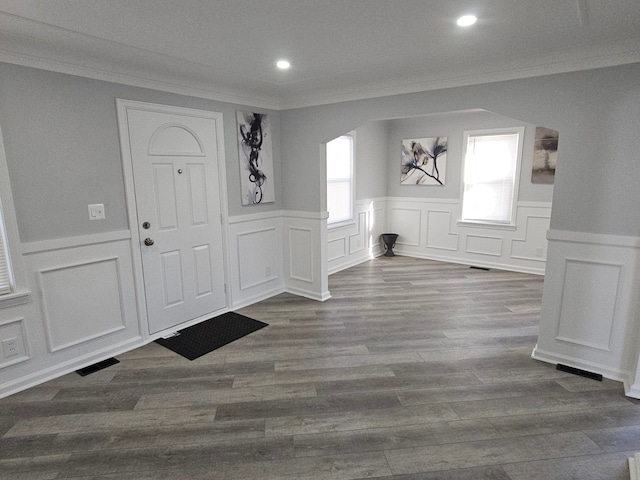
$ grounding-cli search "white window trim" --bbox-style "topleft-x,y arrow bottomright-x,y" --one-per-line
327,132 -> 356,229
458,126 -> 525,228
0,124 -> 30,308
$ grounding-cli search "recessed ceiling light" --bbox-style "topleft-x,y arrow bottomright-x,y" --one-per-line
457,15 -> 477,27
276,60 -> 291,70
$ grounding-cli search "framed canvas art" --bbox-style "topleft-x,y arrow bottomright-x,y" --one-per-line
401,136 -> 447,186
237,111 -> 275,204
531,126 -> 558,184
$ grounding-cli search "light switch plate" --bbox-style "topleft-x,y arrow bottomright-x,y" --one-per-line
88,204 -> 105,220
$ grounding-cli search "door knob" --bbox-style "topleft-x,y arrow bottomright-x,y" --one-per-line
144,238 -> 155,246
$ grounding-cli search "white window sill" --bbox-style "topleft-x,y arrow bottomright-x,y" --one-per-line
457,220 -> 517,231
328,219 -> 355,230
0,290 -> 32,310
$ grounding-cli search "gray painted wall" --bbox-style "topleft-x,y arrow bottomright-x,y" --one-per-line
281,63 -> 640,237
353,120 -> 389,201
2,62 -> 639,240
385,110 -> 553,203
0,63 -> 282,243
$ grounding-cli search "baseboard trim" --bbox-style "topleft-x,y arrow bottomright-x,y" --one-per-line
232,286 -> 286,311
395,249 -> 545,276
0,335 -> 143,400
531,344 -> 634,395
285,286 -> 331,302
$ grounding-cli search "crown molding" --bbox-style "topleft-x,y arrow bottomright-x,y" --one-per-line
278,40 -> 640,109
1,12 -> 640,111
0,48 -> 283,110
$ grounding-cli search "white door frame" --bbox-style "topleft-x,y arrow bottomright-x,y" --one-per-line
116,99 -> 232,340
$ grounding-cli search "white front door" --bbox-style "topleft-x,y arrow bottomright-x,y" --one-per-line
122,104 -> 227,334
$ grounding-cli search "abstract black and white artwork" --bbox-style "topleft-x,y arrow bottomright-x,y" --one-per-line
531,126 -> 558,184
401,136 -> 447,186
237,111 -> 275,205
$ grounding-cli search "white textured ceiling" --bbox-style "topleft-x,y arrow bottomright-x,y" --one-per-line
1,0 -> 640,108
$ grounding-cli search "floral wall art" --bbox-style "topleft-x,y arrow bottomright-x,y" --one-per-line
237,111 -> 275,205
401,136 -> 447,186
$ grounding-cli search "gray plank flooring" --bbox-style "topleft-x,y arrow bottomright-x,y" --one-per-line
1,256 -> 639,479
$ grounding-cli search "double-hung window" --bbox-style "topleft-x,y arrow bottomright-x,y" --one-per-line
326,134 -> 354,227
461,127 -> 524,226
0,124 -> 25,303
0,204 -> 12,295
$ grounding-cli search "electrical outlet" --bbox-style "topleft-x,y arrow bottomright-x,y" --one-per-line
535,247 -> 544,257
88,203 -> 105,220
2,337 -> 19,358
265,266 -> 272,277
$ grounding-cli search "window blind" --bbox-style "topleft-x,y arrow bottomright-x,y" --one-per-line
326,135 -> 354,225
462,132 -> 520,224
0,205 -> 12,295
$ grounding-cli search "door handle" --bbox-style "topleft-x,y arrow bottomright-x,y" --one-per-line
144,238 -> 155,246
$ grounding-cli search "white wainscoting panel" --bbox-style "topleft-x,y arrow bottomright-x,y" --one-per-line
283,211 -> 329,301
39,256 -> 127,352
227,212 -> 284,310
24,238 -> 141,358
237,228 -> 279,290
289,228 -> 313,282
385,198 -> 550,274
465,235 -> 503,257
0,317 -> 29,369
349,211 -> 367,255
426,210 -> 458,251
556,259 -> 620,351
533,230 -> 640,397
389,208 -> 421,247
1,235 -> 143,400
511,215 -> 550,262
327,199 -> 386,275
328,237 -> 346,262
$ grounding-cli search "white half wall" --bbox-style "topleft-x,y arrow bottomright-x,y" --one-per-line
0,232 -> 142,398
227,211 -> 284,309
283,210 -> 330,301
533,230 -> 640,397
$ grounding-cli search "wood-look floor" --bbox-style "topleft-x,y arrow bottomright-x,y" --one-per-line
2,256 -> 639,479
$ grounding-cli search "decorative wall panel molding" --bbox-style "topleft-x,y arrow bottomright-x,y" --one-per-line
385,198 -> 550,275
227,213 -> 284,309
389,208 -> 421,246
465,234 -> 503,257
38,256 -> 127,352
1,238 -> 142,400
283,211 -> 329,301
426,210 -> 458,251
237,228 -> 279,290
0,317 -> 29,369
289,228 -> 314,282
511,215 -> 550,261
328,237 -> 346,262
556,259 -> 620,351
327,199 -> 386,275
349,212 -> 367,255
535,229 -> 640,398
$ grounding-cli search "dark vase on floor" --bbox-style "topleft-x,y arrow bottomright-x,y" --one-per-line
381,233 -> 399,257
